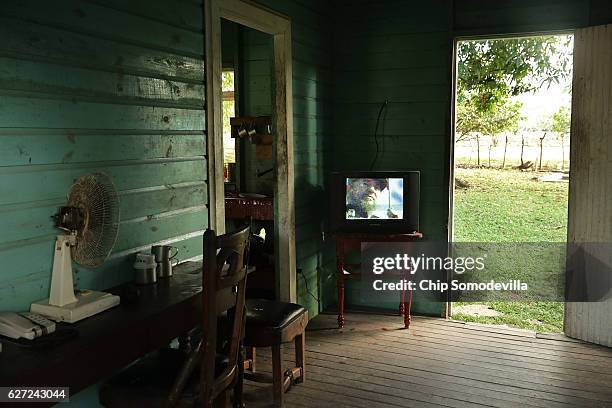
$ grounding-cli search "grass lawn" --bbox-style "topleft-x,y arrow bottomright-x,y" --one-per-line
451,167 -> 568,333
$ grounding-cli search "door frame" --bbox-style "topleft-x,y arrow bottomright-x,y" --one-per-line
564,24 -> 612,346
205,0 -> 297,302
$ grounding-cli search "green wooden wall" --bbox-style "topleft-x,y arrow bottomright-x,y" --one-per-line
454,0 -> 590,36
331,0 -> 454,316
453,0 -> 612,37
238,26 -> 275,195
0,0 -> 207,312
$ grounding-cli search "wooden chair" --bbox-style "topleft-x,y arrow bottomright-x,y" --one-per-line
99,226 -> 251,408
243,299 -> 308,407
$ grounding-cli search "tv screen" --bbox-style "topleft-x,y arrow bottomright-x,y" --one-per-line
345,178 -> 404,220
330,171 -> 420,233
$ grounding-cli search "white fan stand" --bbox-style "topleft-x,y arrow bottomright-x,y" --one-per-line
30,234 -> 120,323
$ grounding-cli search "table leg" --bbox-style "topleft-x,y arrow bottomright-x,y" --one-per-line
399,277 -> 405,316
337,258 -> 345,329
404,287 -> 412,329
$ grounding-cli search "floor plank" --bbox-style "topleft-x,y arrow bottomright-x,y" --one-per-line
243,312 -> 612,408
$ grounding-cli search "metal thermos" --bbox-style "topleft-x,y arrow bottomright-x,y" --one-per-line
158,259 -> 175,278
151,245 -> 179,278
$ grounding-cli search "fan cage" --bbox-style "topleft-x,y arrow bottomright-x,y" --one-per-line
67,173 -> 120,267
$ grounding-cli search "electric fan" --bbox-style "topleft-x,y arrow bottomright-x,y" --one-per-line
31,172 -> 121,323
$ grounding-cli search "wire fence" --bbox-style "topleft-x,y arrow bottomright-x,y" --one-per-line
455,131 -> 570,170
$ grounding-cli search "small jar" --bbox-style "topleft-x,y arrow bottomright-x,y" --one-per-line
133,253 -> 157,285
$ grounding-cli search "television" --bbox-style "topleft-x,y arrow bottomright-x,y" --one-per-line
330,171 -> 420,233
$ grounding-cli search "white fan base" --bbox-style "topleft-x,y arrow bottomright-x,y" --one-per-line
31,290 -> 120,323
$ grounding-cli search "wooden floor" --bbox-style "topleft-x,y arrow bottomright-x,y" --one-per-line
243,312 -> 612,408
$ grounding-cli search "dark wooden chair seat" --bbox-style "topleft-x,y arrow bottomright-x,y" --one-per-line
244,299 -> 307,346
100,226 -> 251,408
243,298 -> 308,407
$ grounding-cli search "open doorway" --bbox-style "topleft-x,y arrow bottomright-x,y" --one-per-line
450,34 -> 574,333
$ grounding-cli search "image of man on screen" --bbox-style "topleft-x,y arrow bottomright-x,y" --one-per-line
346,178 -> 396,219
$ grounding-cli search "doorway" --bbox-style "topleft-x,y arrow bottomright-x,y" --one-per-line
450,34 -> 574,333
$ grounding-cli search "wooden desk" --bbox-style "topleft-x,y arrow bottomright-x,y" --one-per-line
334,232 -> 423,329
0,262 -> 203,399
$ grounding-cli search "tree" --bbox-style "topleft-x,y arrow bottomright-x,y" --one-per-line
456,35 -> 572,170
494,101 -> 522,168
455,102 -> 480,143
455,102 -> 483,166
457,36 -> 573,113
456,100 -> 522,167
551,106 -> 571,170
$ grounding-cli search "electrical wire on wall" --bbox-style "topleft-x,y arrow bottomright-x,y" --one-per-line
298,269 -> 320,305
369,100 -> 389,170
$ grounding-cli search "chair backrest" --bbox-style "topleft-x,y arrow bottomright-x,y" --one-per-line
201,225 -> 250,405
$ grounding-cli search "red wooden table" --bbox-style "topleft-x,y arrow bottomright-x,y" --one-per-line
225,193 -> 274,221
334,232 -> 423,329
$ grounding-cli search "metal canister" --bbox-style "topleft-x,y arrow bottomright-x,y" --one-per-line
133,253 -> 157,285
151,245 -> 179,278
157,259 -> 178,278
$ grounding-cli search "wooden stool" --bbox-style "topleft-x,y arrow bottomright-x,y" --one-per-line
243,299 -> 308,407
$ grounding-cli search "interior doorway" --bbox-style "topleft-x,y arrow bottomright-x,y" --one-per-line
450,34 -> 574,333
